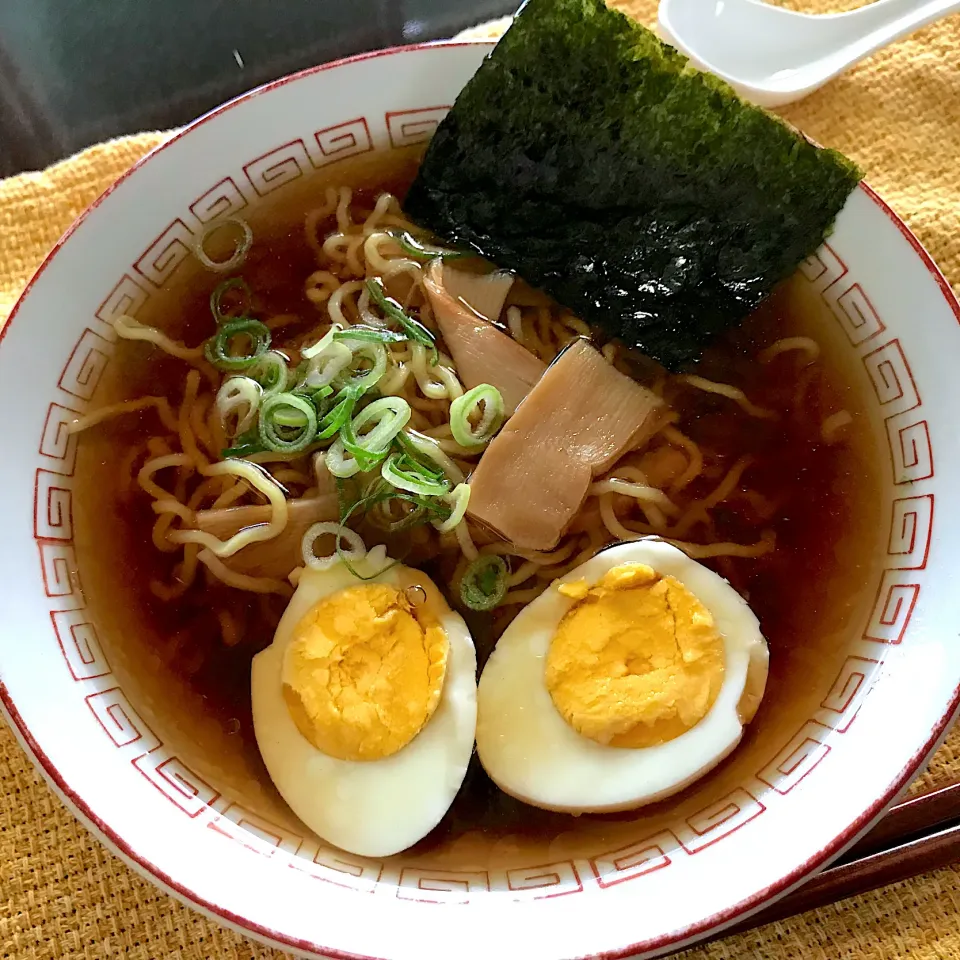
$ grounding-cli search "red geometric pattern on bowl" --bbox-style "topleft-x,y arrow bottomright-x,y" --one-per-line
831,283 -> 886,346
820,654 -> 880,732
34,469 -> 73,541
682,788 -> 765,853
134,219 -> 196,288
397,867 -> 490,903
190,177 -> 249,223
24,124 -> 935,905
315,117 -> 373,167
133,750 -> 221,818
386,107 -> 451,148
50,609 -> 110,681
800,243 -> 886,346
212,803 -> 306,857
506,860 -> 583,899
57,328 -> 114,400
37,541 -> 83,608
757,722 -> 832,795
888,494 -> 933,568
590,830 -> 675,888
290,844 -> 383,893
85,687 -> 161,752
39,403 -> 81,476
864,576 -> 920,645
96,274 -> 149,334
244,139 -> 314,197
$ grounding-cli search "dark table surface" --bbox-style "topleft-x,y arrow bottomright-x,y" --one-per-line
0,0 -> 515,179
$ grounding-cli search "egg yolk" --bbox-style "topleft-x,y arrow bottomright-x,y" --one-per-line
545,563 -> 724,748
282,583 -> 448,762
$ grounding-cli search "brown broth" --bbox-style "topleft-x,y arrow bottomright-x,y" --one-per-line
72,155 -> 885,860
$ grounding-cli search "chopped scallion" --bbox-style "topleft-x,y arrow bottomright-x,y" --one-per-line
222,429 -> 266,459
204,318 -> 271,371
294,383 -> 336,420
433,483 -> 471,533
339,397 -> 412,473
215,376 -> 262,437
334,337 -> 388,394
258,392 -> 318,454
195,217 -> 253,274
366,278 -> 438,365
381,450 -> 451,497
315,386 -> 361,441
333,326 -> 408,345
339,479 -> 451,538
300,325 -> 340,361
210,277 -> 254,324
449,383 -> 505,448
325,437 -> 363,478
460,554 -> 509,611
250,350 -> 290,396
393,231 -> 470,261
303,340 -> 353,390
301,521 -> 367,571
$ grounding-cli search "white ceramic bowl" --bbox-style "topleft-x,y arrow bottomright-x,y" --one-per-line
2,42 -> 960,960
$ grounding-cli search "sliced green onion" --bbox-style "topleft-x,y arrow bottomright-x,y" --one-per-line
371,496 -> 428,533
210,277 -> 254,324
353,397 -> 413,450
335,337 -> 388,394
258,392 -> 318,454
339,397 -> 412,474
272,406 -> 309,428
294,383 -> 335,420
301,324 -> 341,361
433,483 -> 471,533
215,376 -> 261,436
222,429 -> 266,459
250,350 -> 290,396
204,318 -> 271,371
339,479 -> 449,537
331,481 -> 408,580
304,340 -> 353,389
366,278 -> 438,365
381,451 -> 451,497
399,429 -> 466,484
449,383 -> 505,448
393,435 -> 450,483
195,217 -> 252,274
394,431 -> 446,470
316,386 -> 361,441
333,326 -> 407,345
326,437 -> 362,478
393,231 -> 470,261
301,521 -> 367,571
460,555 -> 509,611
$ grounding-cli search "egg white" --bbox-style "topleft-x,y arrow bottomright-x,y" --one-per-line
252,555 -> 477,856
475,539 -> 769,814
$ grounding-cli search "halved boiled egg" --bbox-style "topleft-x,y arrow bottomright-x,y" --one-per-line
476,539 -> 768,813
252,554 -> 477,856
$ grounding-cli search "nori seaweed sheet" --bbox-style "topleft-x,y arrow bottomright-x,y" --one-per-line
405,0 -> 862,370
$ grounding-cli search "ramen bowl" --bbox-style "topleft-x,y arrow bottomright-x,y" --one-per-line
1,42 -> 960,960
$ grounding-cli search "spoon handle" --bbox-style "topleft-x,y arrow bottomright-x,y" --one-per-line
832,0 -> 960,63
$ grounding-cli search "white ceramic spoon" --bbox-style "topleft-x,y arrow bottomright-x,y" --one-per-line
657,0 -> 960,107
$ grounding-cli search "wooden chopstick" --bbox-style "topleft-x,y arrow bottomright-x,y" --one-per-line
845,781 -> 960,859
708,780 -> 960,941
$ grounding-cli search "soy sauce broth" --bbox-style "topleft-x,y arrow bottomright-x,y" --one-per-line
71,152 -> 885,859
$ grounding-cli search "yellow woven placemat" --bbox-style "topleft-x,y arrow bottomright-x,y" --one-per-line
3,2 -> 960,956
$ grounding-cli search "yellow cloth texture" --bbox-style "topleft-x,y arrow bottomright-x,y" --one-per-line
2,0 -> 960,955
